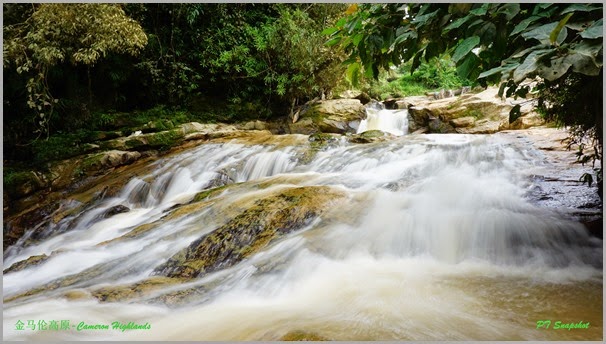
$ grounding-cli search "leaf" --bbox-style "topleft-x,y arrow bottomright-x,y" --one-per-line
346,62 -> 361,87
412,9 -> 440,27
321,27 -> 339,36
411,50 -> 424,74
513,49 -> 553,83
550,13 -> 573,45
498,82 -> 507,98
478,61 -> 520,79
451,36 -> 480,63
496,3 -> 520,21
509,105 -> 521,123
352,33 -> 364,46
565,51 -> 601,76
580,173 -> 593,187
443,15 -> 471,32
325,36 -> 341,47
511,44 -> 550,58
469,5 -> 488,16
522,22 -> 566,45
456,53 -> 480,79
561,4 -> 602,15
580,19 -> 603,39
535,56 -> 572,81
510,16 -> 541,36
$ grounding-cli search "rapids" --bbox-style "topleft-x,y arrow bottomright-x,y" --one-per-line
3,112 -> 603,340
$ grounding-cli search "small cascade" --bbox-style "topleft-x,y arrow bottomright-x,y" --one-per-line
3,130 -> 602,341
358,107 -> 409,136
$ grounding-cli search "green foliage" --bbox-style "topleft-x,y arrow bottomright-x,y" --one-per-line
362,56 -> 470,100
329,3 -> 603,196
30,130 -> 98,164
4,4 -> 148,139
329,3 -> 602,84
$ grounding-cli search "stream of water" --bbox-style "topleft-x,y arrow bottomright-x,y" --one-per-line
3,110 -> 603,340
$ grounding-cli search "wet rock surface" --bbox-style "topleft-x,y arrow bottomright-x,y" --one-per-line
153,186 -> 348,279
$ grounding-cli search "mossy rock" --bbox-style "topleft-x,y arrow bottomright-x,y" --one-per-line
3,170 -> 48,198
153,186 -> 347,279
280,330 -> 329,341
4,254 -> 50,273
91,276 -> 185,302
349,130 -> 396,144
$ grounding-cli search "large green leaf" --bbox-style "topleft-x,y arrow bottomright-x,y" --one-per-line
561,4 -> 602,15
522,22 -> 566,45
469,5 -> 488,16
513,49 -> 553,82
510,16 -> 541,36
511,44 -> 550,58
346,62 -> 360,86
478,61 -> 520,79
496,3 -> 520,21
451,35 -> 480,62
549,13 -> 573,45
536,56 -> 572,81
478,22 -> 497,46
443,15 -> 472,32
457,53 -> 480,79
573,40 -> 604,58
412,9 -> 440,27
580,19 -> 603,39
321,27 -> 339,36
567,52 -> 601,76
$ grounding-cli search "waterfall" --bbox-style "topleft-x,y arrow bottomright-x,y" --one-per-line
3,131 -> 602,341
358,107 -> 409,136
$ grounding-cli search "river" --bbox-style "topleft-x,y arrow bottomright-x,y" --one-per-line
3,109 -> 603,340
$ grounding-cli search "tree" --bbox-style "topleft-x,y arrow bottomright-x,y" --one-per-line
328,3 -> 603,196
4,3 -> 147,139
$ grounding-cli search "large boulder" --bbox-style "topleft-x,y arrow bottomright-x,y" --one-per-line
152,186 -> 348,279
289,99 -> 365,135
407,87 -> 539,134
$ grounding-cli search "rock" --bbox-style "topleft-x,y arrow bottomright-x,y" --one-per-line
4,254 -> 50,273
354,92 -> 371,105
411,127 -> 429,135
407,87 -> 531,134
395,99 -> 409,109
280,330 -> 329,341
288,99 -> 365,135
509,111 -> 545,129
338,89 -> 362,99
103,205 -> 130,218
3,171 -> 48,199
241,120 -> 268,131
152,186 -> 347,279
428,117 -> 456,133
450,116 -> 476,128
82,150 -> 141,172
349,130 -> 397,144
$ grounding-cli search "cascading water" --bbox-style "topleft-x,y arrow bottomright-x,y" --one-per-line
358,102 -> 409,136
3,130 -> 602,341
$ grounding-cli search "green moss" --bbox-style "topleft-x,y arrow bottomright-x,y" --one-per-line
3,169 -> 42,198
154,186 -> 347,279
146,130 -> 184,150
280,330 -> 329,341
81,153 -> 105,171
463,108 -> 484,119
192,184 -> 231,203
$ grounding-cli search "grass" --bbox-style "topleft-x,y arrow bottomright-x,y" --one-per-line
362,55 -> 475,101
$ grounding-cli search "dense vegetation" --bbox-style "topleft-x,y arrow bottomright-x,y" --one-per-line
328,3 -> 603,196
3,3 -> 603,196
3,3 -> 347,162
